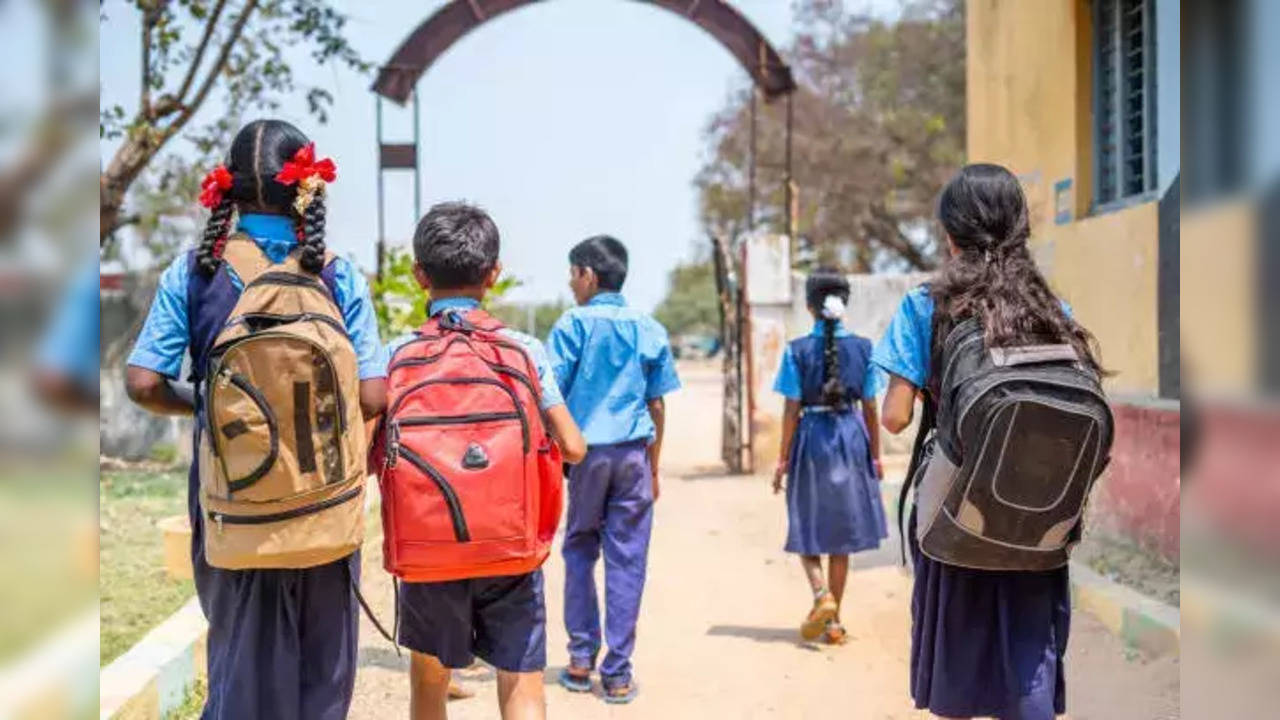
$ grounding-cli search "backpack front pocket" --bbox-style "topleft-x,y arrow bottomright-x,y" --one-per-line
207,370 -> 279,495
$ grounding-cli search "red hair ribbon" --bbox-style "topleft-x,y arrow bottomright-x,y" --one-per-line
275,142 -> 337,186
275,143 -> 336,214
199,165 -> 233,209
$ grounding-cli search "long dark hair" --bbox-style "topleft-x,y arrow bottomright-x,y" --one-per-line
805,267 -> 852,408
196,119 -> 327,276
930,163 -> 1102,390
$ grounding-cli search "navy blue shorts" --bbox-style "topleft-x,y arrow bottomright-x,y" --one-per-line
397,570 -> 546,673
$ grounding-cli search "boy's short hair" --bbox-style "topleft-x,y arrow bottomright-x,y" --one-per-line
412,201 -> 500,289
568,235 -> 628,291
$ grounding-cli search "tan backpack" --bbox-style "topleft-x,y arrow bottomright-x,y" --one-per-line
198,234 -> 366,569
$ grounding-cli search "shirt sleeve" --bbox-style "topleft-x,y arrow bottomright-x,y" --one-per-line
126,253 -> 191,379
519,336 -> 566,411
642,319 -> 681,400
332,259 -> 388,379
37,258 -> 101,391
772,344 -> 801,400
870,288 -> 932,389
859,338 -> 885,399
544,313 -> 581,398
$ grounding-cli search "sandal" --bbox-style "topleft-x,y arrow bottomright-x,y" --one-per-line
558,666 -> 593,693
824,620 -> 848,645
602,681 -> 639,705
800,591 -> 839,641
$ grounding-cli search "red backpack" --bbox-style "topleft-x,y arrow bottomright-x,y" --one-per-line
377,308 -> 563,582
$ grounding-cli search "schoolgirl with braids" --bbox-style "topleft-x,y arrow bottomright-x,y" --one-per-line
873,163 -> 1102,720
772,267 -> 887,645
125,119 -> 388,718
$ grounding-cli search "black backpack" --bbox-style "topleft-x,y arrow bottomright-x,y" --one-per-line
898,318 -> 1113,571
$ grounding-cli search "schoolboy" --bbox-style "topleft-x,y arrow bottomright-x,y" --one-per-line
546,235 -> 681,703
387,202 -> 586,720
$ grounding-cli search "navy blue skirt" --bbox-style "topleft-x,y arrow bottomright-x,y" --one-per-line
908,511 -> 1070,720
784,410 -> 888,555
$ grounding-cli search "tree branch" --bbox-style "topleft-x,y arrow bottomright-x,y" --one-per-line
170,0 -> 259,134
140,2 -> 154,119
172,0 -> 228,107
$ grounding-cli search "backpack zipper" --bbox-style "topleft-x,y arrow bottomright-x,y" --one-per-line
398,411 -> 522,427
388,377 -> 529,452
955,372 -> 1110,446
391,333 -> 540,390
208,484 -> 362,530
394,445 -> 471,543
245,271 -> 333,294
210,332 -> 348,434
204,369 -> 282,494
226,311 -> 348,336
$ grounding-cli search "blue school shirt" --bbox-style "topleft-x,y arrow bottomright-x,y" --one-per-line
386,297 -> 565,411
37,257 -> 100,393
545,292 -> 681,446
126,213 -> 388,379
773,320 -> 882,401
870,285 -> 1072,387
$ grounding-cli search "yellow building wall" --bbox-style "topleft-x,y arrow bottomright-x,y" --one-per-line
967,0 -> 1160,396
1037,205 -> 1160,395
1182,199 -> 1258,396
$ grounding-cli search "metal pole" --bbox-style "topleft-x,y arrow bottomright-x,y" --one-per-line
784,90 -> 795,266
413,90 -> 422,222
747,88 -> 758,231
376,96 -> 386,281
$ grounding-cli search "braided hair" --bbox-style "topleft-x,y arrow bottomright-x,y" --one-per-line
930,164 -> 1103,394
805,267 -> 852,409
195,119 -> 326,275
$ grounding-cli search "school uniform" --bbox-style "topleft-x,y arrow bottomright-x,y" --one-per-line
385,296 -> 565,672
871,285 -> 1071,720
773,321 -> 887,555
545,291 -> 680,691
127,214 -> 388,720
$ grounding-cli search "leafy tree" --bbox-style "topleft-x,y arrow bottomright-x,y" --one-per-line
654,260 -> 719,337
696,0 -> 965,271
371,247 -> 521,341
99,0 -> 370,246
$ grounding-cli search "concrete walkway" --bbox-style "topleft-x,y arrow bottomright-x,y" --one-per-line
349,361 -> 1178,719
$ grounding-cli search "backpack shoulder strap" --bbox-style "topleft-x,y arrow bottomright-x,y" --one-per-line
220,233 -> 272,285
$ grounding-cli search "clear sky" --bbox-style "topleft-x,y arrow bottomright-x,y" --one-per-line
100,0 -> 801,310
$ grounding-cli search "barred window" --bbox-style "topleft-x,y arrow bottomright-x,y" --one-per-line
1093,0 -> 1157,207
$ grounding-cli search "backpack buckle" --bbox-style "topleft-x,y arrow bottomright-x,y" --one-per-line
438,310 -> 476,334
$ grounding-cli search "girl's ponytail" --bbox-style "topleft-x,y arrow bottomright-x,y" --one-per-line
297,187 -> 327,274
820,311 -> 845,408
805,267 -> 852,409
196,196 -> 235,276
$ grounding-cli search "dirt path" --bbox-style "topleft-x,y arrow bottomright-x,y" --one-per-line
350,361 -> 1177,719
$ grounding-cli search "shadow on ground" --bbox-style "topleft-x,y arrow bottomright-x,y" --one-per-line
705,624 -> 823,651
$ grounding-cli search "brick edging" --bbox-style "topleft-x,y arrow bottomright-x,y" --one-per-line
1068,561 -> 1180,656
99,597 -> 208,720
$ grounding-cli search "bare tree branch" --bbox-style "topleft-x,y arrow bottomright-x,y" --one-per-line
172,0 -> 228,108
171,0 -> 259,133
140,2 -> 154,119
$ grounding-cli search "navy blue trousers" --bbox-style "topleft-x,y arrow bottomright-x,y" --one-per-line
189,473 -> 359,720
562,441 -> 654,688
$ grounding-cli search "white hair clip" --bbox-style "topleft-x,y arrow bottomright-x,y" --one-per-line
822,294 -> 846,320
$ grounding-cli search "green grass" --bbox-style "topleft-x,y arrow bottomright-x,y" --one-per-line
169,679 -> 207,719
100,469 -> 196,666
0,469 -> 96,665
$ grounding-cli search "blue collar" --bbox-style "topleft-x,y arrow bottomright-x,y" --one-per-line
429,296 -> 481,316
587,292 -> 626,307
237,213 -> 297,264
810,319 -> 852,338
